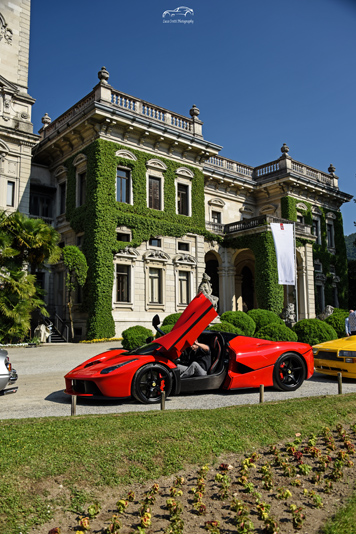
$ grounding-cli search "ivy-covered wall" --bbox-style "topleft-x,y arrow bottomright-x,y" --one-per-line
281,195 -> 348,308
64,139 -> 218,339
224,232 -> 284,314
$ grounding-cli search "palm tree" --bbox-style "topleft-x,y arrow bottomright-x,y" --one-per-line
0,211 -> 61,343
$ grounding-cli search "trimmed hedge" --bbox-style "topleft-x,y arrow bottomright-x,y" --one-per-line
247,309 -> 284,332
155,324 -> 174,338
292,319 -> 337,346
206,322 -> 243,335
254,324 -> 298,342
121,325 -> 153,350
220,311 -> 256,336
325,309 -> 349,338
162,313 -> 182,326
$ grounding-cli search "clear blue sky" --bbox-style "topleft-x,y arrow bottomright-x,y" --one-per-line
29,0 -> 356,235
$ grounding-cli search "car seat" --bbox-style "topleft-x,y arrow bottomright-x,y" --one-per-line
208,336 -> 222,375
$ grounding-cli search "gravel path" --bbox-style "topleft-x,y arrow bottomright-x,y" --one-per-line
1,342 -> 355,420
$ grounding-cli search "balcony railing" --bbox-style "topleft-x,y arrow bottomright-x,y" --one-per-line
207,215 -> 312,236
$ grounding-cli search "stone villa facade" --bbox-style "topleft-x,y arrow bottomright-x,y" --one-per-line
1,1 -> 353,340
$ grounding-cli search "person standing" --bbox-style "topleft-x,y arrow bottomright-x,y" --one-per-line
346,310 -> 356,336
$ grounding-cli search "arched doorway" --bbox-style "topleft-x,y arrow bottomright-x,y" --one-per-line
241,266 -> 254,312
234,249 -> 256,312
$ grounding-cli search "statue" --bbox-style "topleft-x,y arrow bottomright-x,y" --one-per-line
318,305 -> 334,321
281,303 -> 296,327
197,273 -> 219,310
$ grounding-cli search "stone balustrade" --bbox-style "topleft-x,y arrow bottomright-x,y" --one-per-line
206,153 -> 337,188
206,156 -> 254,178
40,86 -> 199,138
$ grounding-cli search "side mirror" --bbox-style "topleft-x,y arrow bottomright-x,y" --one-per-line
152,314 -> 161,330
145,336 -> 154,343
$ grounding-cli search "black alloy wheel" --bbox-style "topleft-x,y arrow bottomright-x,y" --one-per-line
132,363 -> 172,404
273,352 -> 306,391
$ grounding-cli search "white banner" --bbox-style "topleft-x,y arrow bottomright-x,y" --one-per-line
270,223 -> 295,285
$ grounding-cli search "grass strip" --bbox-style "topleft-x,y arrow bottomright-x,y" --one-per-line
320,493 -> 356,533
1,393 -> 356,533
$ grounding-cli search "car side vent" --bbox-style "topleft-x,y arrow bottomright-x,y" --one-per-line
84,360 -> 101,368
236,362 -> 254,374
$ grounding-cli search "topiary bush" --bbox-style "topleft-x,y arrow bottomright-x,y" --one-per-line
206,322 -> 243,335
162,313 -> 182,326
220,311 -> 256,336
324,308 -> 349,338
247,309 -> 284,332
155,324 -> 174,338
121,325 -> 153,350
253,323 -> 298,342
292,319 -> 337,346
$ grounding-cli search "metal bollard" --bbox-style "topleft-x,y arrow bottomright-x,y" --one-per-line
338,373 -> 343,395
161,390 -> 166,410
71,395 -> 77,416
259,384 -> 264,403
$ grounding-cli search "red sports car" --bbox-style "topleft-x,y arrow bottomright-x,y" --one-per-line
64,293 -> 314,404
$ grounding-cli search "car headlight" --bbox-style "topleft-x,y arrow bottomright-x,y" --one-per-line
100,359 -> 138,374
339,351 -> 356,358
312,348 -> 319,355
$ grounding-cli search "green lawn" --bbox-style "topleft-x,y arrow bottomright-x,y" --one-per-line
2,394 -> 356,533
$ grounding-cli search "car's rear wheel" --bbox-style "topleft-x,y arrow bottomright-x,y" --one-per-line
273,352 -> 306,391
132,364 -> 172,404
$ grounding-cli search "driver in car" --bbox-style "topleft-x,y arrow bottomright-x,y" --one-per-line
177,340 -> 211,377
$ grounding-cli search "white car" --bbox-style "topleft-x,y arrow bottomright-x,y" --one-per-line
0,349 -> 18,396
162,6 -> 194,18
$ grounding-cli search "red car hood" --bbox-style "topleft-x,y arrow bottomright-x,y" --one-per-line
154,292 -> 218,359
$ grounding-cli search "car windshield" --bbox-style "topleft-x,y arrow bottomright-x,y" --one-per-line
126,342 -> 166,356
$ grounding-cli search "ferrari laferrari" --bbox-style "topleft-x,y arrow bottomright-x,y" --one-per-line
313,335 -> 356,378
65,293 -> 314,404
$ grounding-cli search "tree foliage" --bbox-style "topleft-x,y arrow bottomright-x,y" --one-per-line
0,211 -> 60,343
62,245 -> 88,339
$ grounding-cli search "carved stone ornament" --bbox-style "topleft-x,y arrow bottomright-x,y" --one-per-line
175,167 -> 194,179
115,149 -> 137,161
173,254 -> 197,266
0,13 -> 13,44
143,250 -> 170,262
281,303 -> 296,327
115,247 -> 139,259
197,272 -> 219,310
318,305 -> 334,321
98,66 -> 109,84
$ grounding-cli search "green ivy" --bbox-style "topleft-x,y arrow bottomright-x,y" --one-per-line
281,196 -> 348,308
224,232 -> 284,314
64,139 -> 220,339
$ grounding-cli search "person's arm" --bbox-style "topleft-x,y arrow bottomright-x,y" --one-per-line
345,317 -> 350,336
194,341 -> 210,353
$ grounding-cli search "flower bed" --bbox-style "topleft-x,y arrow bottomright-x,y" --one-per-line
43,422 -> 356,533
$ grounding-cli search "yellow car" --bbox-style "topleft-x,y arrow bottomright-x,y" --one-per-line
313,336 -> 356,378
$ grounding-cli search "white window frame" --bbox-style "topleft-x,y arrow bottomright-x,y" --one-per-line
116,166 -> 133,205
177,269 -> 192,306
144,249 -> 169,311
326,213 -> 336,252
73,154 -> 87,208
146,159 -> 167,211
175,167 -> 193,217
6,180 -> 15,207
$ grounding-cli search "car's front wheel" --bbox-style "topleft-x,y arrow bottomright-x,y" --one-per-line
273,352 -> 306,391
132,363 -> 172,404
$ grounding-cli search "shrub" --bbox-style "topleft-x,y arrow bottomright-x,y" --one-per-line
220,311 -> 256,336
121,326 -> 153,350
155,324 -> 174,338
247,309 -> 284,331
254,324 -> 298,342
325,309 -> 348,338
162,313 -> 182,326
206,322 -> 243,335
292,319 -> 337,346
